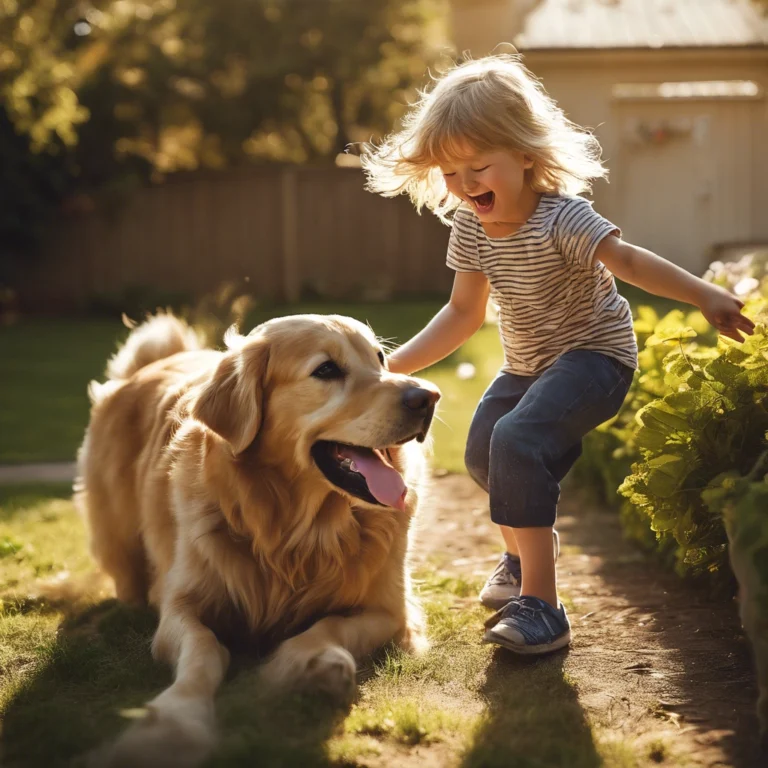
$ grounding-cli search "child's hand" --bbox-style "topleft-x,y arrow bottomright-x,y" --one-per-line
697,284 -> 756,342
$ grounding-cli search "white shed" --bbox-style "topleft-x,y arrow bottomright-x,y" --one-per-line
450,0 -> 768,273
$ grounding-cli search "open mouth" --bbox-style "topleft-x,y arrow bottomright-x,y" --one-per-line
469,191 -> 494,213
311,441 -> 411,511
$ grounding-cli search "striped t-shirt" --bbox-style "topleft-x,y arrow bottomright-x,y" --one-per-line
446,194 -> 638,376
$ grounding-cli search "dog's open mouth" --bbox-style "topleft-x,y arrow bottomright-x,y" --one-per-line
311,441 -> 408,511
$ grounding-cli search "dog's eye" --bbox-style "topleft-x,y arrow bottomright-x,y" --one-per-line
377,350 -> 385,366
312,361 -> 344,380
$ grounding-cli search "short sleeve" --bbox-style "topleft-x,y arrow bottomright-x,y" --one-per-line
446,208 -> 482,273
552,196 -> 620,269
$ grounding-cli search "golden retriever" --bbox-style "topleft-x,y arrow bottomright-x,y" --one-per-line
76,312 -> 440,767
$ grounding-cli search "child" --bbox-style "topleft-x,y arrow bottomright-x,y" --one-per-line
362,55 -> 755,656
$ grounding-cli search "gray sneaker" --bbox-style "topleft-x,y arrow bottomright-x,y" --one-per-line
478,530 -> 560,610
479,552 -> 522,609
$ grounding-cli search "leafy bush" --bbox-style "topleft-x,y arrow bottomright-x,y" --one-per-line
702,455 -> 768,744
0,107 -> 75,292
574,253 -> 768,581
617,303 -> 768,579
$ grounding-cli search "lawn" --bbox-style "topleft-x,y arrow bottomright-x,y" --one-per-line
0,320 -> 127,465
0,483 -> 634,768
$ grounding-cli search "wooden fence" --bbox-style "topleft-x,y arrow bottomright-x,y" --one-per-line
22,165 -> 453,309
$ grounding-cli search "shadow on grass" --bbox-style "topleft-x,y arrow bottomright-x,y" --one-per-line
210,668 -> 348,768
1,596 -> 354,768
459,648 -> 602,768
1,600 -> 169,768
2,593 -> 599,768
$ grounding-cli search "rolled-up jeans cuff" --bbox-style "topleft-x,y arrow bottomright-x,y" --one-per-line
490,503 -> 556,528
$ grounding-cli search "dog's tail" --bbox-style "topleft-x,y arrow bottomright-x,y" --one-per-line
106,312 -> 202,380
88,313 -> 202,404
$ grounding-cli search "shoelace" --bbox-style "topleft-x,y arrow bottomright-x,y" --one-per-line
487,555 -> 521,586
485,596 -> 559,631
502,596 -> 560,624
511,601 -> 540,621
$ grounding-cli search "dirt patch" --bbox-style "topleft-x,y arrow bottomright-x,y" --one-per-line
415,473 -> 761,768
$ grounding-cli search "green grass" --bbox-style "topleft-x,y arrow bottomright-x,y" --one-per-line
0,484 -> 656,767
0,319 -> 128,464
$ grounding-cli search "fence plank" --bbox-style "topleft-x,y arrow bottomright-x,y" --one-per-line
280,167 -> 300,303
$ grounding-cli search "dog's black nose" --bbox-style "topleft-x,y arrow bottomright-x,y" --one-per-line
402,387 -> 440,412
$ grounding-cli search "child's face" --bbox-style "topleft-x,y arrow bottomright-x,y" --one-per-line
439,146 -> 534,223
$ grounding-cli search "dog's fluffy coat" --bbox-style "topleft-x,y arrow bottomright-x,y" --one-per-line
77,313 -> 439,766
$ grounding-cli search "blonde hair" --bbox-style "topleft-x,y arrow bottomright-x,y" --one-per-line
362,54 -> 607,222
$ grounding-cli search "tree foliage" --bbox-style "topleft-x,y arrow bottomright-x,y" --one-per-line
1,0 -> 446,169
0,0 -> 448,282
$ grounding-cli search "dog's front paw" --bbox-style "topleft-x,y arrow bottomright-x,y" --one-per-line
88,692 -> 216,768
262,641 -> 356,703
305,645 -> 357,700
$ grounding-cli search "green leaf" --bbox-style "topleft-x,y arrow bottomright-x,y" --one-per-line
636,401 -> 690,432
635,425 -> 669,452
650,508 -> 677,532
634,305 -> 659,334
735,363 -> 768,389
645,454 -> 687,498
705,356 -> 744,384
663,351 -> 697,380
664,391 -> 704,413
722,347 -> 751,365
646,326 -> 698,347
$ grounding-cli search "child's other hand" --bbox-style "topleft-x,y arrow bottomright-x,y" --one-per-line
698,284 -> 756,342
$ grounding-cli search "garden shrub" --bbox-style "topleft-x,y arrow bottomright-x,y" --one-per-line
702,454 -> 768,742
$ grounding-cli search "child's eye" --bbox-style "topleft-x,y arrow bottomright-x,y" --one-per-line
442,172 -> 456,177
472,166 -> 490,172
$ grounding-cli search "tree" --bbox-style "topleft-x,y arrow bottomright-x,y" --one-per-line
0,0 -> 449,284
2,0 -> 448,170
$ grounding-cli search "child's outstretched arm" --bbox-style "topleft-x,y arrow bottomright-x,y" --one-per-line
595,236 -> 756,343
388,271 -> 490,375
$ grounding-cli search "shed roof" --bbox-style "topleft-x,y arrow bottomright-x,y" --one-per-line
514,0 -> 768,50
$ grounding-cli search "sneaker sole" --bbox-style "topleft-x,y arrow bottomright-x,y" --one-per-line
482,628 -> 572,655
479,591 -> 521,611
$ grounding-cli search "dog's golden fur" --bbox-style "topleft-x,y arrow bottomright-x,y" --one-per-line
77,313 -> 439,767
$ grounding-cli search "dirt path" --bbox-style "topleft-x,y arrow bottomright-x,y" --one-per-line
417,474 -> 761,768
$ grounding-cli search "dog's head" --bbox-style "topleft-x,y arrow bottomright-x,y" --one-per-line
192,314 -> 440,511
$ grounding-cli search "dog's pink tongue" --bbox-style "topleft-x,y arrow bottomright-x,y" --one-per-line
339,447 -> 407,511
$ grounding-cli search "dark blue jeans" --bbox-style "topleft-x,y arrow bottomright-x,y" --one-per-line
465,350 -> 634,528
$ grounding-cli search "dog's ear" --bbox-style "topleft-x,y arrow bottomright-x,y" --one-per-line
193,335 -> 270,454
